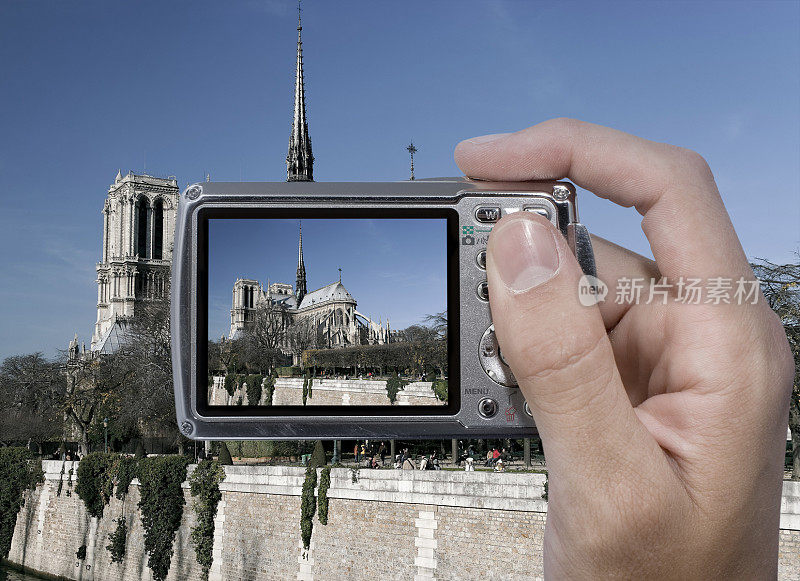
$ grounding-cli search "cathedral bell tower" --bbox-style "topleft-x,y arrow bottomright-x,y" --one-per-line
286,3 -> 314,182
91,171 -> 179,351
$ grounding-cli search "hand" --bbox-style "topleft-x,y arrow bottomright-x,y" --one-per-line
455,119 -> 794,579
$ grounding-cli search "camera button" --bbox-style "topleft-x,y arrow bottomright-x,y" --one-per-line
476,250 -> 487,270
524,206 -> 550,219
524,401 -> 532,417
478,398 -> 498,419
476,281 -> 489,301
479,324 -> 517,387
475,206 -> 501,223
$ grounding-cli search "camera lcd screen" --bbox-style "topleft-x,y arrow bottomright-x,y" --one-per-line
204,216 -> 453,411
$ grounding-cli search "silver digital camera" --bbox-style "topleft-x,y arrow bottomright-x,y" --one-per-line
171,178 -> 595,440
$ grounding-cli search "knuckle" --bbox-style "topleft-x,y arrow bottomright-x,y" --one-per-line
521,329 -> 608,381
763,310 -> 796,388
539,117 -> 582,134
512,330 -> 619,418
675,146 -> 714,181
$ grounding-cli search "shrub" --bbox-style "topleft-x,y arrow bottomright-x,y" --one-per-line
189,460 -> 226,581
302,376 -> 308,405
134,441 -> 146,460
115,456 -> 137,500
542,474 -> 548,501
246,374 -> 263,406
386,373 -> 408,404
317,467 -> 331,525
217,443 -> 233,465
264,374 -> 276,406
311,440 -> 326,468
432,379 -> 448,402
276,366 -> 301,377
300,464 -> 317,550
0,447 -> 44,559
75,452 -> 116,519
106,516 -> 127,563
223,374 -> 237,396
56,461 -> 65,497
425,371 -> 436,382
137,456 -> 190,581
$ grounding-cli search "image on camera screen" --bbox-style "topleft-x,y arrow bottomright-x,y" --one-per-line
207,218 -> 449,407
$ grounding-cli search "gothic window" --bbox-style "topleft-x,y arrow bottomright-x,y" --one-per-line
153,199 -> 164,259
136,199 -> 149,258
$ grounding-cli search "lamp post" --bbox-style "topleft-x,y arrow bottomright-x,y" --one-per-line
103,417 -> 109,453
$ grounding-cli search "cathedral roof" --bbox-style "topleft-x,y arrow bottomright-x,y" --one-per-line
92,317 -> 130,354
298,281 -> 355,310
271,293 -> 298,309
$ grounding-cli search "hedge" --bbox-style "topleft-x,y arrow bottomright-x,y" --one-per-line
0,448 -> 43,559
300,464 -> 317,550
75,452 -> 117,519
189,460 -> 226,580
302,340 -> 446,376
137,456 -> 191,581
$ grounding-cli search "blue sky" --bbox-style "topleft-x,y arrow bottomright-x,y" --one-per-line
0,0 -> 798,359
208,218 -> 447,339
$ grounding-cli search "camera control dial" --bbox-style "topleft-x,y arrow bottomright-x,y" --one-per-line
479,324 -> 517,387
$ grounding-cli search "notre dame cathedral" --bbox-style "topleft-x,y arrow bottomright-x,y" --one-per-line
228,222 -> 390,349
77,7 -> 388,357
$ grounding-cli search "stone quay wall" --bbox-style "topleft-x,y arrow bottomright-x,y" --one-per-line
272,378 -> 441,406
209,376 -> 441,407
6,461 -> 800,580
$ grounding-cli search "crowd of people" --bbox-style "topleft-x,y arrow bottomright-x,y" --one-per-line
351,441 -> 516,472
352,441 -> 443,471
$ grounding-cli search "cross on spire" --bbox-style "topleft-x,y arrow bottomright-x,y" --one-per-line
407,141 -> 418,180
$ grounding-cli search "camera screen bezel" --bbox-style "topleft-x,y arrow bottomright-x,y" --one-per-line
196,206 -> 461,417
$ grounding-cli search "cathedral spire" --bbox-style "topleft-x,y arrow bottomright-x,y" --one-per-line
287,1 -> 314,182
296,221 -> 307,303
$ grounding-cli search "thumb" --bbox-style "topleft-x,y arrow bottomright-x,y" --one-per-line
486,212 -> 644,472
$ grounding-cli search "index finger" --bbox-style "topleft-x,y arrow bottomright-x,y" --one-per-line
454,118 -> 751,281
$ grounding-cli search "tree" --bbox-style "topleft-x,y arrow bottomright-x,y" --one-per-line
0,353 -> 63,449
217,443 -> 233,465
115,298 -> 186,453
753,258 -> 800,478
288,317 -> 317,369
207,340 -> 223,374
217,337 -> 244,375
311,440 -> 327,467
65,350 -> 133,455
424,310 -> 448,341
242,301 -> 291,373
396,324 -> 438,344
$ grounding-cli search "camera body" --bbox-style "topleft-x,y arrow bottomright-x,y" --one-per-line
172,178 -> 595,440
